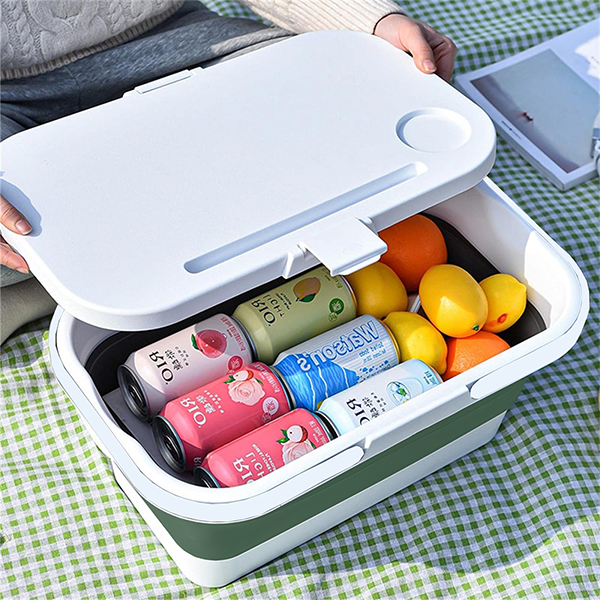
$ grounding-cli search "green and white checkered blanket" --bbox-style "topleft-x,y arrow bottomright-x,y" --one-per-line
2,1 -> 598,597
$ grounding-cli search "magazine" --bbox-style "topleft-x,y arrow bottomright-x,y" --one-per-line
455,19 -> 600,190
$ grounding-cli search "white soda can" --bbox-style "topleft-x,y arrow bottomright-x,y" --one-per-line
118,314 -> 254,420
316,359 -> 442,435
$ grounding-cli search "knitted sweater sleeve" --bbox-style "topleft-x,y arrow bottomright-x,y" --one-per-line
237,0 -> 404,34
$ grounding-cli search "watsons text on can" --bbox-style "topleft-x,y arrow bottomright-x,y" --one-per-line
273,315 -> 399,411
316,359 -> 442,435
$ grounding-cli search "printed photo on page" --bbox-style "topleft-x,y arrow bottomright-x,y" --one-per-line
456,19 -> 600,190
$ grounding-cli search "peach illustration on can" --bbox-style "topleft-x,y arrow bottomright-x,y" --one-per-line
223,368 -> 265,406
293,277 -> 321,303
153,362 -> 291,472
194,408 -> 337,488
277,425 -> 316,464
191,329 -> 228,357
118,314 -> 254,420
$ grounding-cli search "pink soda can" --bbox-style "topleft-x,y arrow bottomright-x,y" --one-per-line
118,313 -> 254,421
193,408 -> 337,488
153,362 -> 292,472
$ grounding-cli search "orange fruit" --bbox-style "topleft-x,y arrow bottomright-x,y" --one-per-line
443,331 -> 510,380
379,215 -> 447,292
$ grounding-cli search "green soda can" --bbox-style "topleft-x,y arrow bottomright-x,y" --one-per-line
232,266 -> 357,364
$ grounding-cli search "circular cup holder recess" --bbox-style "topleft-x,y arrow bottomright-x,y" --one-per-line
396,108 -> 471,153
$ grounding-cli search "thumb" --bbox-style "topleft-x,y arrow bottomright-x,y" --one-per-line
0,194 -> 31,235
403,23 -> 436,74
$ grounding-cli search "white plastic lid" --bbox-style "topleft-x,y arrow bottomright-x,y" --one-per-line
0,32 -> 495,331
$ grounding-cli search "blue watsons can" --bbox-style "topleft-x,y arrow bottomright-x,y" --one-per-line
272,315 -> 400,411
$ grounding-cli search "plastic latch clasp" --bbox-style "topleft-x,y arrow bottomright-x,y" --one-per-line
298,218 -> 387,276
245,445 -> 365,517
362,383 -> 472,459
125,69 -> 193,96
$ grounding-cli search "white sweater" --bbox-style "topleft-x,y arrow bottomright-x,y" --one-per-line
0,0 -> 402,80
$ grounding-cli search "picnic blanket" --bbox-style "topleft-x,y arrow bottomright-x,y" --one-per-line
1,1 -> 598,597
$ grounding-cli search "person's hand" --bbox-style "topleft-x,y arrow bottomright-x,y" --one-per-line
374,14 -> 457,82
1,194 -> 31,273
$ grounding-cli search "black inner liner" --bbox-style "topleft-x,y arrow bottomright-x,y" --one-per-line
85,215 -> 546,483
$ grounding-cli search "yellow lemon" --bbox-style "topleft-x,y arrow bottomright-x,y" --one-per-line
345,262 -> 407,319
480,274 -> 527,333
384,311 -> 447,375
419,265 -> 488,338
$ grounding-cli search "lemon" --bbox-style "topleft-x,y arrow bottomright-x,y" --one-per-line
419,265 -> 488,338
384,311 -> 447,375
480,274 -> 527,333
345,262 -> 407,319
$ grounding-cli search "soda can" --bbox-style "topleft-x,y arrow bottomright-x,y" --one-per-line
194,408 -> 336,488
272,315 -> 400,411
232,266 -> 356,364
316,359 -> 442,436
153,362 -> 292,472
118,313 -> 254,421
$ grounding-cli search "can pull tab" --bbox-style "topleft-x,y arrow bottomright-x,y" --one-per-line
298,218 -> 387,276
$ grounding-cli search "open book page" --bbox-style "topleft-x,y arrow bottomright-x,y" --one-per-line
456,19 -> 600,189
